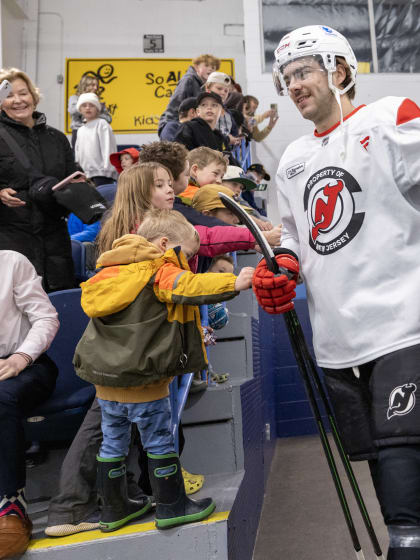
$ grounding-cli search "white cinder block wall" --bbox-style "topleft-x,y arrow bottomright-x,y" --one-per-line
12,0 -> 246,146
2,0 -> 420,224
242,0 -> 420,224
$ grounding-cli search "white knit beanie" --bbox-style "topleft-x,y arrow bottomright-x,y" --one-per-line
76,92 -> 101,113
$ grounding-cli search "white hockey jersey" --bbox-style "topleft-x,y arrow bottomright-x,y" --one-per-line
276,97 -> 420,368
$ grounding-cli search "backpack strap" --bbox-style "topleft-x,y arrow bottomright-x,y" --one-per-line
0,125 -> 33,174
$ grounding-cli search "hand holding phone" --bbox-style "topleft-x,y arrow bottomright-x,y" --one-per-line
0,81 -> 12,105
52,171 -> 86,191
270,103 -> 278,116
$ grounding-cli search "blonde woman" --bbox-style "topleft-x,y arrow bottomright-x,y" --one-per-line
0,67 -> 78,292
68,74 -> 112,149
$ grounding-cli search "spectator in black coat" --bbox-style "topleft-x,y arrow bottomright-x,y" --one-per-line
0,68 -> 78,292
174,92 -> 229,153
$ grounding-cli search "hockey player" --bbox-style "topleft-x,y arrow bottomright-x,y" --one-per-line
252,25 -> 420,560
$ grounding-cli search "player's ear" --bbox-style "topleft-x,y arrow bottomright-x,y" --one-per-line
334,63 -> 347,89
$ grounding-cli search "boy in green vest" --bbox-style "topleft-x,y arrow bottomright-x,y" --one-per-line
74,209 -> 254,532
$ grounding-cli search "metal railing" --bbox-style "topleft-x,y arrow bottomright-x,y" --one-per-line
232,138 -> 252,171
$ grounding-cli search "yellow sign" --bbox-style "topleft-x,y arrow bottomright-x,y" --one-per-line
65,58 -> 235,134
357,61 -> 371,74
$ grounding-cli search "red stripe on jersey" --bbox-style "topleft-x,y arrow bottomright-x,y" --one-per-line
314,105 -> 366,137
396,98 -> 420,126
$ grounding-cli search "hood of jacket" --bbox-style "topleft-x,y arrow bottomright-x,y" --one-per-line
81,234 -> 190,318
97,234 -> 163,267
184,65 -> 203,85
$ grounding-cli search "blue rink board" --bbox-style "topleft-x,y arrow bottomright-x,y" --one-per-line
258,282 -> 328,438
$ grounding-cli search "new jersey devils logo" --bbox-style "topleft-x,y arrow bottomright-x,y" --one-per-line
387,383 -> 417,420
312,180 -> 344,241
303,167 -> 365,255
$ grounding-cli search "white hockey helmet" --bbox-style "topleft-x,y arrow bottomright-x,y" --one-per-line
272,25 -> 357,96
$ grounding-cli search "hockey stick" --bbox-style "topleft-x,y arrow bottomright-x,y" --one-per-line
283,310 -> 383,558
219,193 -> 383,558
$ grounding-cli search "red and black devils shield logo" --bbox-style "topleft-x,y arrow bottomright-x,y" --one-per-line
303,166 -> 365,255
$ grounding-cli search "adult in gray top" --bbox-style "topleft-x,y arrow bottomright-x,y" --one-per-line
68,74 -> 112,149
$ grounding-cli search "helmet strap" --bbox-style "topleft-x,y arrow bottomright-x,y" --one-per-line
328,72 -> 346,161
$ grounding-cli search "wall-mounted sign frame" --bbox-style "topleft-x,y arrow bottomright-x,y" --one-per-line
143,34 -> 164,53
65,58 -> 235,134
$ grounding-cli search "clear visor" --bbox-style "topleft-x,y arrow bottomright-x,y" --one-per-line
272,55 -> 326,96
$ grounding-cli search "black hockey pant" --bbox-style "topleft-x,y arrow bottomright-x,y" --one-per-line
323,344 -> 420,559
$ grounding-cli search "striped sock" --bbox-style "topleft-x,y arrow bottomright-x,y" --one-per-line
0,488 -> 27,520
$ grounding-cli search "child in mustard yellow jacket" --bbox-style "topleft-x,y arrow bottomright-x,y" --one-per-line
74,209 -> 254,533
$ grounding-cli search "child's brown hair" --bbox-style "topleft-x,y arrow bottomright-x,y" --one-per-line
187,147 -> 228,171
97,162 -> 173,255
192,54 -> 220,70
210,254 -> 234,269
139,141 -> 188,181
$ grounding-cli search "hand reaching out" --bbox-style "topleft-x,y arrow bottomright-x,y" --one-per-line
253,217 -> 273,231
262,224 -> 282,247
234,266 -> 255,291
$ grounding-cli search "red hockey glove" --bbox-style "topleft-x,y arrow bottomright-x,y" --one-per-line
252,250 -> 299,314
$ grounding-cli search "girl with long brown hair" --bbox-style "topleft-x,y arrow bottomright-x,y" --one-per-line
97,162 -> 174,255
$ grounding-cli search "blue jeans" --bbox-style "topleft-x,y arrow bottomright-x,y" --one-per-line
97,397 -> 175,459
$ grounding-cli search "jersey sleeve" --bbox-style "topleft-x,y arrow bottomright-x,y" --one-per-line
276,166 -> 301,259
393,98 -> 420,193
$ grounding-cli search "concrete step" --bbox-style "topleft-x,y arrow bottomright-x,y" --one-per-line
24,471 -> 244,560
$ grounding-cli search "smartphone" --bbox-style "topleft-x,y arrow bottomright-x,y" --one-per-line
0,80 -> 12,104
52,171 -> 86,191
270,103 -> 278,115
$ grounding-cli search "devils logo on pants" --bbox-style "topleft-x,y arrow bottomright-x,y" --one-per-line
387,383 -> 417,420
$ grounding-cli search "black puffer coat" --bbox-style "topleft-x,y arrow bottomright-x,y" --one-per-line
0,111 -> 78,292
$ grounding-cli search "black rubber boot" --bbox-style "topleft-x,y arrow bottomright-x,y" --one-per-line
97,456 -> 152,532
148,452 -> 215,529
